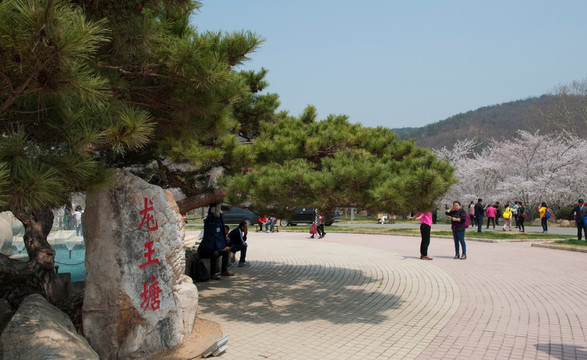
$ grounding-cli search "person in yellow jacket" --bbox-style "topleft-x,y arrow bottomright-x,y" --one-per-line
538,202 -> 549,233
502,203 -> 513,231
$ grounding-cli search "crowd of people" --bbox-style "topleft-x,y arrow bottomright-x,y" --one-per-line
467,198 -> 531,233
411,196 -> 587,262
196,198 -> 587,280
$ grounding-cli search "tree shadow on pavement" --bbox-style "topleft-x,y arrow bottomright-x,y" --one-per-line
535,343 -> 587,359
196,260 -> 403,326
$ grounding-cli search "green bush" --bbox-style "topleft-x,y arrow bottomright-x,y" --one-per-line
557,206 -> 574,220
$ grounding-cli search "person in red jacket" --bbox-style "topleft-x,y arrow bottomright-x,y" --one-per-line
485,204 -> 497,230
257,215 -> 267,232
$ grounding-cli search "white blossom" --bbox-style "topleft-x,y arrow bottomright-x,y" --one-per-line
435,131 -> 587,212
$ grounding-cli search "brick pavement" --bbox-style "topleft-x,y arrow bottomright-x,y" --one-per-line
193,231 -> 587,359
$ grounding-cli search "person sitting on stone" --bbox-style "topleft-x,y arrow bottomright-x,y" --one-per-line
228,221 -> 250,267
265,216 -> 277,233
197,206 -> 235,280
257,215 -> 267,232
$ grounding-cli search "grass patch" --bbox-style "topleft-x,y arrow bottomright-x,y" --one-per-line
275,225 -> 573,240
552,239 -> 587,247
437,230 -> 573,240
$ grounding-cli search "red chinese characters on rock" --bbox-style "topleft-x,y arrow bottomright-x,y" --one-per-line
137,197 -> 159,231
140,274 -> 162,311
139,240 -> 160,269
137,197 -> 162,312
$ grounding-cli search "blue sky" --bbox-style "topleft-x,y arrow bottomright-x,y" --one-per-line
192,1 -> 587,129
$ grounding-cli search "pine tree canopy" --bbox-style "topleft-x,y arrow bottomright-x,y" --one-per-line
0,0 -> 454,217
224,111 -> 455,216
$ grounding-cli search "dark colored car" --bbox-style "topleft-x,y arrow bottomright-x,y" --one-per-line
279,208 -> 339,226
221,208 -> 258,226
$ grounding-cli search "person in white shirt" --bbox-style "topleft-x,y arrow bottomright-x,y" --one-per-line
74,205 -> 83,237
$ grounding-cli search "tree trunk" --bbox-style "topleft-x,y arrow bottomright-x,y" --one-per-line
0,207 -> 55,309
176,189 -> 226,215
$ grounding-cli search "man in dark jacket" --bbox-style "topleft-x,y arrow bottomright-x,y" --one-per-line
474,198 -> 485,232
573,199 -> 587,241
228,221 -> 250,267
197,210 -> 234,280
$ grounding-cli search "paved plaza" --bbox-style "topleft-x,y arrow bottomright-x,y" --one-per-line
194,230 -> 587,360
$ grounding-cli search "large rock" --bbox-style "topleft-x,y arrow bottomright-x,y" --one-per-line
0,299 -> 12,335
0,211 -> 24,236
82,169 -> 198,359
0,294 -> 98,360
0,218 -> 13,252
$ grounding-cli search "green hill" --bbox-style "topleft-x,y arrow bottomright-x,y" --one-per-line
395,96 -> 555,149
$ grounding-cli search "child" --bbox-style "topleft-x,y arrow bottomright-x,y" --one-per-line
309,222 -> 317,238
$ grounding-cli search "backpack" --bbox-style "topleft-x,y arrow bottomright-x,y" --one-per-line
190,256 -> 210,282
464,212 -> 470,228
503,208 -> 512,219
544,209 -> 551,219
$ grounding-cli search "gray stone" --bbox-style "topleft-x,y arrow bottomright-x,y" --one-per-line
0,211 -> 24,236
0,294 -> 98,360
0,218 -> 13,252
0,298 -> 13,336
82,169 -> 198,359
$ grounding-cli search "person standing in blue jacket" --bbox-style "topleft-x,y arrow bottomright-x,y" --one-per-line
197,208 -> 234,280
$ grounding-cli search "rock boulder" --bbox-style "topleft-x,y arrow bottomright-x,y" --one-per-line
1,294 -> 98,360
82,169 -> 198,359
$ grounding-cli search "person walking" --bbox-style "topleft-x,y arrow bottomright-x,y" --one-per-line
410,211 -> 433,260
474,198 -> 485,232
317,212 -> 326,238
538,202 -> 549,233
309,222 -> 318,239
446,201 -> 467,260
517,202 -> 526,233
572,199 -> 586,241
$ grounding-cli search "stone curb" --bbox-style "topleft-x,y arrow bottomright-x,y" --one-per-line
277,229 -> 570,245
531,242 -> 587,253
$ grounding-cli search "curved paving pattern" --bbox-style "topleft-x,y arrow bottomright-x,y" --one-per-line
193,231 -> 587,360
196,233 -> 459,359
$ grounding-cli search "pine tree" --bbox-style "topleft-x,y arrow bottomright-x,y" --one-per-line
0,0 -> 262,306
225,111 -> 456,217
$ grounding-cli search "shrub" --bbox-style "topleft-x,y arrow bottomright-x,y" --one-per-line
557,206 -> 574,220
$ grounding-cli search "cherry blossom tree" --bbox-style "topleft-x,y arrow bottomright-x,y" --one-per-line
436,131 -> 587,215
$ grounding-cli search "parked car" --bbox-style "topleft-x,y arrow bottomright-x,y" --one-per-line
279,208 -> 339,226
221,208 -> 258,226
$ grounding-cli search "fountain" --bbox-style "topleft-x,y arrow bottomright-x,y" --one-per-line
64,235 -> 77,259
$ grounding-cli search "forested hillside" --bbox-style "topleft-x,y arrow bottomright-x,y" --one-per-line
396,96 -> 561,149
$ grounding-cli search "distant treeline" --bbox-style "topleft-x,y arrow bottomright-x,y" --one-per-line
394,95 -> 584,150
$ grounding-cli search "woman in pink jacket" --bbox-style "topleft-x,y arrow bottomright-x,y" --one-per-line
410,211 -> 433,260
485,204 -> 497,230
